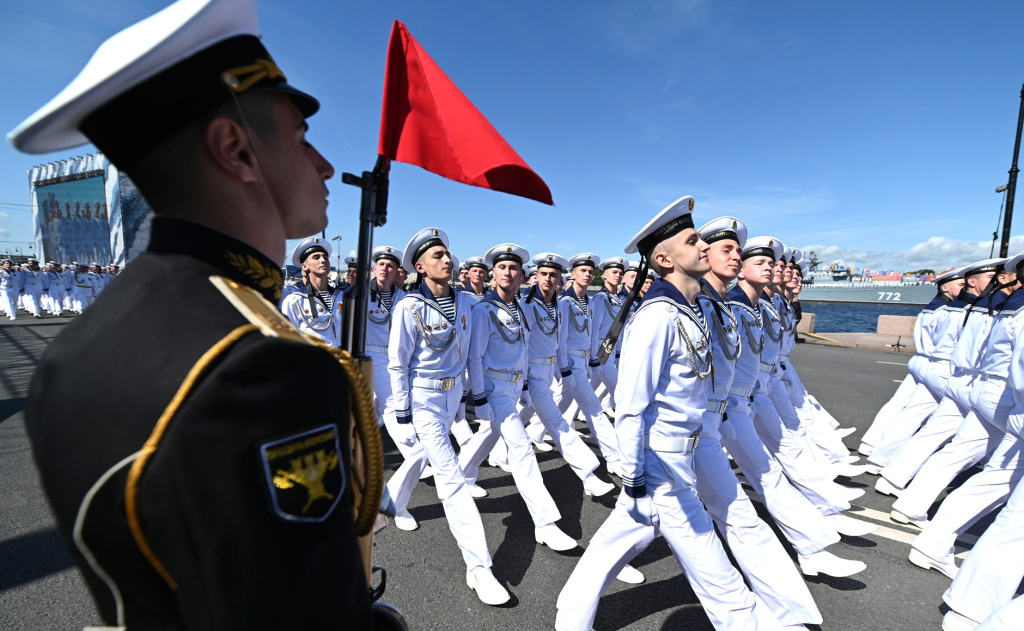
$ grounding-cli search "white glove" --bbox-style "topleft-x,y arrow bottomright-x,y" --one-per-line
519,390 -> 532,409
719,420 -> 737,443
589,361 -> 604,378
475,402 -> 495,422
391,421 -> 417,447
562,372 -> 576,390
618,488 -> 654,527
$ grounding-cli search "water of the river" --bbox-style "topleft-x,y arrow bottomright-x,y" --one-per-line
800,300 -> 924,333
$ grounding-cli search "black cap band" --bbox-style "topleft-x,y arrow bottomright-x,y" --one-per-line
572,259 -> 596,269
936,274 -> 965,286
703,229 -> 739,245
603,262 -> 625,271
965,264 -> 1004,277
492,253 -> 523,266
299,245 -> 328,264
413,238 -> 445,265
374,252 -> 400,264
637,213 -> 695,257
742,247 -> 776,262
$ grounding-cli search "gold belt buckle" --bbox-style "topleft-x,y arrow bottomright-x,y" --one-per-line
514,372 -> 522,383
583,350 -> 590,358
691,430 -> 701,452
440,377 -> 454,391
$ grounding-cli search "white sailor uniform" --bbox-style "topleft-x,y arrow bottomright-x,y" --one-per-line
861,294 -> 947,451
72,269 -> 95,312
556,280 -> 779,631
589,282 -> 624,408
20,268 -> 43,317
0,266 -> 21,319
695,282 -> 822,627
279,283 -> 344,347
911,287 -> 1024,566
389,283 -> 492,572
725,284 -> 844,554
457,289 -> 563,529
868,294 -> 972,468
879,291 -> 1004,492
554,285 -> 622,470
752,292 -> 851,515
517,285 -> 601,483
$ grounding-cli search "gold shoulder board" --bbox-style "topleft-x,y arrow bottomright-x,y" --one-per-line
209,275 -> 312,345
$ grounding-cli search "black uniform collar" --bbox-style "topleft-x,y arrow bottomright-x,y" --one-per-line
145,216 -> 283,303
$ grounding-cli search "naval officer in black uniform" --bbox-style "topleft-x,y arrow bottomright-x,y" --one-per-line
9,0 -> 376,628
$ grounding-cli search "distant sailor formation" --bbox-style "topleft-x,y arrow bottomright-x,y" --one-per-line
7,0 -> 1022,630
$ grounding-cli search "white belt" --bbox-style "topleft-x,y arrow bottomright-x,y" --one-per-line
981,373 -> 1007,383
759,361 -> 776,373
411,376 -> 458,391
485,369 -> 523,383
707,399 -> 728,414
644,432 -> 701,453
365,344 -> 388,355
568,349 -> 590,358
729,386 -> 754,398
529,356 -> 556,365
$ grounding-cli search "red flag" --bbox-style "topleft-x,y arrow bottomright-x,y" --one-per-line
377,20 -> 553,205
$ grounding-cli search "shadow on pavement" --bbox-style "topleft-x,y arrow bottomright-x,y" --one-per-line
0,397 -> 25,424
0,528 -> 77,591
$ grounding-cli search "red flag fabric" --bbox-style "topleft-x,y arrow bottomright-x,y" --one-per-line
377,20 -> 553,205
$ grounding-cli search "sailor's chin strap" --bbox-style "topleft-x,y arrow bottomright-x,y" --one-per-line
962,278 -> 1014,323
303,268 -> 319,318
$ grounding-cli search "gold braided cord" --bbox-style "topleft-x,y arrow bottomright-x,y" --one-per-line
125,324 -> 259,590
313,343 -> 384,537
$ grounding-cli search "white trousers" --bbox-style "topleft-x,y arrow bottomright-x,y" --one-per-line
862,371 -> 919,449
0,288 -> 16,318
518,364 -> 599,481
881,373 -> 975,489
458,378 -> 561,528
555,355 -> 621,467
892,378 -> 1012,520
21,288 -> 41,316
694,430 -> 822,626
943,468 -> 1024,624
410,386 -> 491,572
751,375 -> 850,515
556,451 -> 780,631
912,408 -> 1024,564
589,354 -> 619,411
778,360 -> 848,461
373,352 -> 429,516
977,594 -> 1024,631
868,359 -> 951,467
725,395 -> 840,555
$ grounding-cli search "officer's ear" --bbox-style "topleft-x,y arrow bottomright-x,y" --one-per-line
204,115 -> 260,184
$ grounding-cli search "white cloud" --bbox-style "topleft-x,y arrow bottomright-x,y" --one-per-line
0,212 -> 9,219
0,228 -> 10,236
594,0 -> 712,55
801,235 -> 1024,273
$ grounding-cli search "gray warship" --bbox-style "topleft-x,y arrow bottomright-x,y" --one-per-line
800,251 -> 935,306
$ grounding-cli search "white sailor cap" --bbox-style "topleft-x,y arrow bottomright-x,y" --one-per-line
568,253 -> 599,269
599,256 -> 627,271
402,227 -> 450,270
647,270 -> 660,280
464,256 -> 488,271
697,216 -> 747,250
963,257 -> 1007,278
784,247 -> 803,264
1003,251 -> 1024,275
625,195 -> 695,256
525,266 -> 537,278
7,0 -> 318,167
0,259 -> 12,265
626,260 -> 642,272
798,260 -> 809,275
290,236 -> 331,267
533,252 -> 569,272
932,265 -> 969,285
484,243 -> 529,268
372,245 -> 402,265
345,251 -> 358,267
741,236 -> 783,262
449,254 -> 460,272
562,273 -> 571,284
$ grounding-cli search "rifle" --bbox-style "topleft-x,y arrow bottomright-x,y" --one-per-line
340,156 -> 408,630
597,258 -> 649,364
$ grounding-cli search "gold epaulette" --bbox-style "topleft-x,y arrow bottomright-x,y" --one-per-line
209,275 -> 312,345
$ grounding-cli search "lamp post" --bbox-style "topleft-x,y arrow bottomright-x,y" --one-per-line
331,235 -> 343,272
999,82 -> 1024,258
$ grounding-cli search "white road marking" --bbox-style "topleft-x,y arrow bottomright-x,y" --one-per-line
877,361 -> 909,366
893,380 -> 904,383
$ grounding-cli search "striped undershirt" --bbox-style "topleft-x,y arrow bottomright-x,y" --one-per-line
317,289 -> 334,311
435,294 -> 456,322
379,289 -> 393,311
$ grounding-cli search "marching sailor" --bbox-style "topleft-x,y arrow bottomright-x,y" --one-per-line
518,252 -> 616,496
589,256 -> 627,410
1,258 -> 22,320
860,267 -> 966,455
556,196 -> 781,631
20,259 -> 44,318
389,228 -> 509,605
554,253 -> 623,476
456,243 -> 578,551
280,236 -> 344,346
463,256 -> 488,300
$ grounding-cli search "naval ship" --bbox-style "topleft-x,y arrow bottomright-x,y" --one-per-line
800,252 -> 935,306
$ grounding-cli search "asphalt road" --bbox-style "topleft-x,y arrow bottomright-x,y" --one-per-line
0,317 -> 999,630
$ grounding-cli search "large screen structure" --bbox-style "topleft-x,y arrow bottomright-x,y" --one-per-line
29,153 -> 153,266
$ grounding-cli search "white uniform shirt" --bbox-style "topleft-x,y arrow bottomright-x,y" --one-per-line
727,285 -> 764,393
389,284 -> 475,422
615,280 -> 712,497
467,290 -> 529,401
697,282 -> 741,401
366,281 -> 405,352
559,286 -> 594,354
520,289 -> 570,376
280,284 -> 344,347
589,287 -> 623,357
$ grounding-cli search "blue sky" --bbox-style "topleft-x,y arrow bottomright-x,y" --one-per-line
2,0 -> 1024,271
